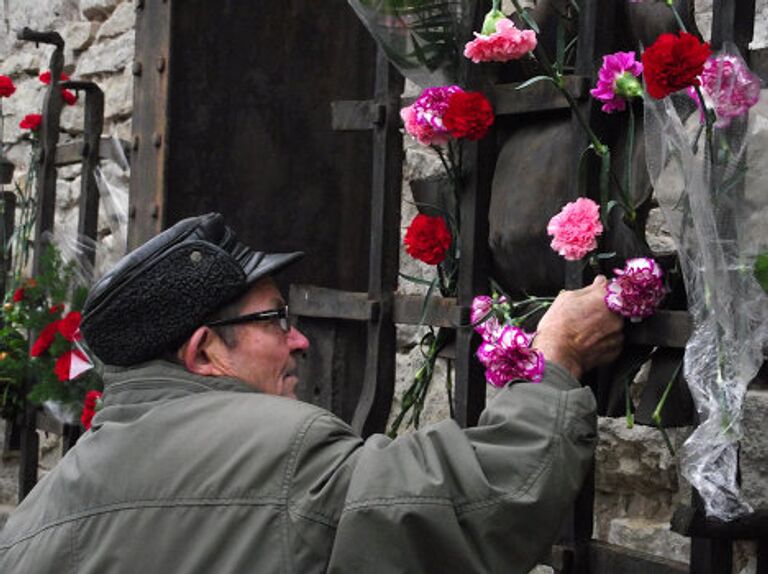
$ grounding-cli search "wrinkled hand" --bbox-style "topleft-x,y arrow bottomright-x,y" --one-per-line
533,276 -> 624,379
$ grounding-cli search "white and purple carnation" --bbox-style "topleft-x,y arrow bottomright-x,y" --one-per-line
605,257 -> 666,321
476,325 -> 544,387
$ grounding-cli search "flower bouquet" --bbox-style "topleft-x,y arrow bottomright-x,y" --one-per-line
643,39 -> 768,520
0,243 -> 102,428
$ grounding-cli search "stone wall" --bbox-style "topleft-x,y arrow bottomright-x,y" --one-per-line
0,0 -> 133,277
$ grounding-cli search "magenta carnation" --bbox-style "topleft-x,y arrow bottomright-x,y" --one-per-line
590,51 -> 643,113
476,325 -> 544,387
687,54 -> 761,128
605,257 -> 666,321
400,85 -> 463,146
464,19 -> 537,64
546,197 -> 604,261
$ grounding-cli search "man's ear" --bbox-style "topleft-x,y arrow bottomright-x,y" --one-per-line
180,326 -> 224,376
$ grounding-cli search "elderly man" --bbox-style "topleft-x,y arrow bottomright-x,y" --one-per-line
0,213 -> 623,573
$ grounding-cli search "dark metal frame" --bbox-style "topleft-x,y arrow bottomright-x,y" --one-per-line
9,29 -> 109,500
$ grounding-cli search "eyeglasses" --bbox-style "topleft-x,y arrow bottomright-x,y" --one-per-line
205,305 -> 291,333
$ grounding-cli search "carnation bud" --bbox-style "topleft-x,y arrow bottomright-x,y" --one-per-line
480,8 -> 506,36
614,72 -> 643,99
3,303 -> 13,312
0,352 -> 7,361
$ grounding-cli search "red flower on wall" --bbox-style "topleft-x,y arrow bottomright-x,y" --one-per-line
61,89 -> 78,106
0,75 -> 16,98
404,214 -> 453,265
443,91 -> 495,141
80,390 -> 102,430
39,70 -> 70,85
642,32 -> 711,99
19,113 -> 42,131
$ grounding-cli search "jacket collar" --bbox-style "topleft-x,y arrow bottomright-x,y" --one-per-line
102,359 -> 257,406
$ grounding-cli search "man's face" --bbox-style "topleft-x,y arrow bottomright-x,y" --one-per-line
210,278 -> 309,398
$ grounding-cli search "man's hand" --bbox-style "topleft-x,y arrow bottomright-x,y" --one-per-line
533,275 -> 624,380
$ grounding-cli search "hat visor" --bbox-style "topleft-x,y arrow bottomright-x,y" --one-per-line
241,251 -> 304,286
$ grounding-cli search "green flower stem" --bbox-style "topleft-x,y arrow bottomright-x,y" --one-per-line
492,0 -> 501,11
693,85 -> 715,162
666,1 -> 688,33
512,301 -> 553,326
651,360 -> 682,456
623,105 -> 637,222
625,375 -> 634,429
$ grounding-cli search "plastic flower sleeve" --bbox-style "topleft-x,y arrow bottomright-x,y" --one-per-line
643,44 -> 768,520
347,0 -> 473,87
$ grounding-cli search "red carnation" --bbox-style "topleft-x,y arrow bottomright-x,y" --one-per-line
642,32 -> 711,99
80,390 -> 102,430
442,91 -> 494,141
19,113 -> 42,131
31,321 -> 60,357
12,288 -> 25,302
404,214 -> 453,266
39,70 -> 70,85
49,303 -> 65,315
61,89 -> 78,106
0,75 -> 16,98
58,311 -> 82,342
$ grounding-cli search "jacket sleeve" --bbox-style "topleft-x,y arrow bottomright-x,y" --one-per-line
292,362 -> 597,574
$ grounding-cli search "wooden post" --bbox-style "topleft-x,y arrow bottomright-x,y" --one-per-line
128,0 -> 172,249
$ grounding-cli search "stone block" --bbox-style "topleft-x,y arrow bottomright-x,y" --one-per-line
81,0 -> 121,22
75,31 -> 134,76
97,1 -> 135,40
740,389 -> 768,509
0,52 -> 44,76
62,20 -> 98,53
607,517 -> 690,564
596,417 -> 690,494
103,67 -> 133,121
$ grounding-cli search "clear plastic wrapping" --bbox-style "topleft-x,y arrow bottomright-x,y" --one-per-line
347,0 -> 473,87
643,45 -> 768,520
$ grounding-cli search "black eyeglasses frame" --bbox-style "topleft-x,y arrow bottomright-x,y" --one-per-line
205,305 -> 290,333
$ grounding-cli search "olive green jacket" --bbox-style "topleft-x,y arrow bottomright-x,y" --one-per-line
0,360 -> 596,573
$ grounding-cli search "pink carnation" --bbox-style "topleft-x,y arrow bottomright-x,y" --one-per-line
546,197 -> 603,260
605,257 -> 666,321
687,54 -> 761,128
590,51 -> 643,113
464,19 -> 537,64
400,85 -> 464,146
476,325 -> 544,386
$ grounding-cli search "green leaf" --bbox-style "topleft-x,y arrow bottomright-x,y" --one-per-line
515,75 -> 555,91
555,18 -> 565,74
755,252 -> 768,294
398,272 -> 434,286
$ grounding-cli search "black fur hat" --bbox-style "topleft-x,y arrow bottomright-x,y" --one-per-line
81,213 -> 303,366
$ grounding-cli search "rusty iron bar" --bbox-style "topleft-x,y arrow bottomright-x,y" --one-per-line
350,47 -> 403,437
16,27 -> 67,501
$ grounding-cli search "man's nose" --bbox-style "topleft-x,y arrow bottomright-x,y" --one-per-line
288,326 -> 310,351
